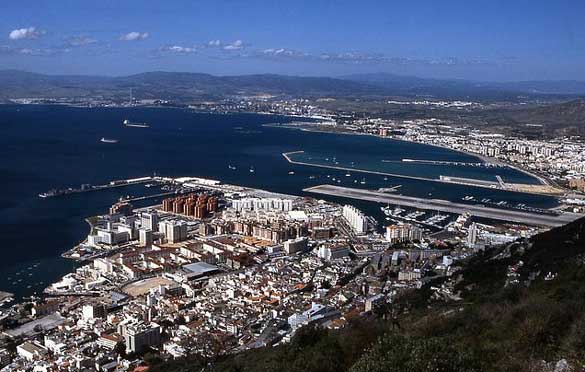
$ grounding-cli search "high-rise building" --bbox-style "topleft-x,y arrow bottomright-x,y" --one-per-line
139,228 -> 153,248
231,197 -> 293,212
158,220 -> 187,243
284,237 -> 308,254
317,244 -> 350,260
141,212 -> 159,232
467,223 -> 479,247
120,322 -> 161,354
109,200 -> 133,216
385,224 -> 422,244
342,205 -> 367,235
82,303 -> 107,320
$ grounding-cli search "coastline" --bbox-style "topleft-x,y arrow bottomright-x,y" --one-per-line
268,122 -> 559,190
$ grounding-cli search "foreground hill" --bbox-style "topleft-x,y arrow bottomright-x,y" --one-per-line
150,217 -> 585,372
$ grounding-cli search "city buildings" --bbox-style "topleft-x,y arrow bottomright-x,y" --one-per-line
342,205 -> 367,235
0,176 -> 540,370
386,224 -> 423,244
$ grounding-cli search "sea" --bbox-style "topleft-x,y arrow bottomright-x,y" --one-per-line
0,104 -> 557,300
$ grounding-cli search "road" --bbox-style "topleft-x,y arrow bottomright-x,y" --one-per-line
303,184 -> 581,227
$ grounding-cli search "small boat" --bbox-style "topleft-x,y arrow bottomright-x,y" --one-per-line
345,172 -> 351,177
288,171 -> 295,175
249,167 -> 255,173
100,137 -> 118,144
360,178 -> 366,185
228,165 -> 237,170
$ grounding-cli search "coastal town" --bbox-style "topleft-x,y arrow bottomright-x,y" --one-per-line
4,2 -> 585,370
0,174 -> 546,371
3,97 -> 585,371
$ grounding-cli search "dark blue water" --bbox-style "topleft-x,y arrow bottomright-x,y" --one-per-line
290,147 -> 538,184
0,105 -> 557,300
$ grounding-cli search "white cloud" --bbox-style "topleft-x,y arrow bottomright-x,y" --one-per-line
160,45 -> 196,54
262,48 -> 307,58
223,39 -> 244,50
66,36 -> 97,47
9,27 -> 44,40
119,32 -> 149,41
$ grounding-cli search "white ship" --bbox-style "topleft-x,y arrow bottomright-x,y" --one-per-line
123,119 -> 150,128
100,137 -> 118,144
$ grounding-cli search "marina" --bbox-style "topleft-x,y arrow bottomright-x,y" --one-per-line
304,184 -> 581,227
381,205 -> 453,229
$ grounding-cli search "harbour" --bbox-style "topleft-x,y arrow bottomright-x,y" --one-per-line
283,151 -> 562,195
303,184 -> 580,227
0,105 -> 565,301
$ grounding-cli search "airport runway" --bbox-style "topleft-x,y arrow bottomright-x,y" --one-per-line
303,184 -> 581,227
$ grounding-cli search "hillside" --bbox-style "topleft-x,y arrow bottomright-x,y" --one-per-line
2,70 -> 585,103
478,99 -> 585,137
344,72 -> 526,101
0,70 -> 383,102
149,217 -> 585,372
345,72 -> 585,99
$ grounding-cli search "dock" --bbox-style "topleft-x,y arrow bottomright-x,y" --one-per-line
392,159 -> 504,167
303,184 -> 582,227
39,176 -> 157,198
283,151 -> 564,195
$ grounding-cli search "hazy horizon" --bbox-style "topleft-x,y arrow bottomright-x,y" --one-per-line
2,0 -> 585,82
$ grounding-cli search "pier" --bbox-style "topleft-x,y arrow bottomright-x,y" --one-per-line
283,151 -> 564,195
303,184 -> 581,227
39,176 -> 157,198
283,151 -> 468,184
389,159 -> 504,167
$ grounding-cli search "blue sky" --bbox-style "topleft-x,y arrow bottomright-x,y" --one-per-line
1,0 -> 585,81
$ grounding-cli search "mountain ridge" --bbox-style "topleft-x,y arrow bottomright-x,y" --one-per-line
2,70 -> 585,102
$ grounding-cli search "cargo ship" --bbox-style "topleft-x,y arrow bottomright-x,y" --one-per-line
100,137 -> 119,144
123,119 -> 150,128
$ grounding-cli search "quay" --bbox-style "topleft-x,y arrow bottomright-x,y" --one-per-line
387,158 -> 504,167
39,176 -> 158,198
284,151 -> 471,184
303,184 -> 582,227
283,151 -> 564,195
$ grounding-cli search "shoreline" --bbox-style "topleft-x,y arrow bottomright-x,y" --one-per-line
269,123 -> 559,191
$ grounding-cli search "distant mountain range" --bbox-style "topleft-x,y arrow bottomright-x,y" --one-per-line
343,72 -> 585,99
0,70 -> 383,102
1,70 -> 585,103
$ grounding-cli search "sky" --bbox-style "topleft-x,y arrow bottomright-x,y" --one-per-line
1,0 -> 585,81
